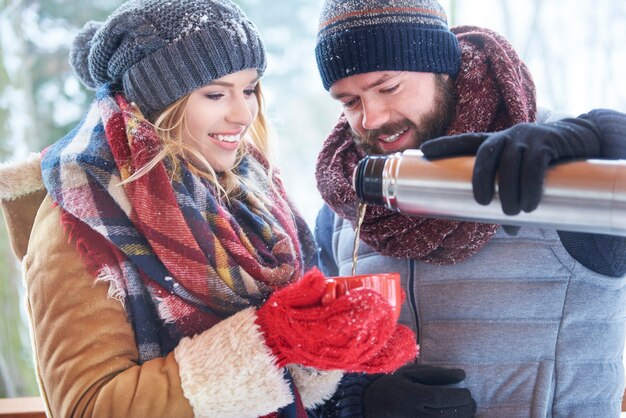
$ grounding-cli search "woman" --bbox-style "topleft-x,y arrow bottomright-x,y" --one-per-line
0,1 -> 416,417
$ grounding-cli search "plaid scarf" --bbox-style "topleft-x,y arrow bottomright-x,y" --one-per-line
316,26 -> 536,264
41,86 -> 315,362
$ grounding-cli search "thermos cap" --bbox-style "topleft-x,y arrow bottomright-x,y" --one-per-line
354,155 -> 388,206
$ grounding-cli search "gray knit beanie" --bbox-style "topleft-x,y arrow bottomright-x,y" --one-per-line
70,0 -> 266,118
315,0 -> 460,90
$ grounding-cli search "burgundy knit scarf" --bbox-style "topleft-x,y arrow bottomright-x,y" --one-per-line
316,26 -> 537,265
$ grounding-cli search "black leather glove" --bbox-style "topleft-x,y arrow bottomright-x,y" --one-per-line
362,364 -> 476,418
420,115 -> 604,216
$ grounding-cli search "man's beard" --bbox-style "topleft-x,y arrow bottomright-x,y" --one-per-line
352,75 -> 457,155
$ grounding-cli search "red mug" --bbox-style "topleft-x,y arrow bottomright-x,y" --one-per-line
321,272 -> 402,321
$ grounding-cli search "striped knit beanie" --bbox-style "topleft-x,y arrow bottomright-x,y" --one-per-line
70,0 -> 266,119
315,0 -> 461,90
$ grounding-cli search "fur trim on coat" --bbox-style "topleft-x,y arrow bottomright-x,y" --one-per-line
0,153 -> 43,200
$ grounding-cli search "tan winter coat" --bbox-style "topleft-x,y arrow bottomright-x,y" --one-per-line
0,154 -> 341,418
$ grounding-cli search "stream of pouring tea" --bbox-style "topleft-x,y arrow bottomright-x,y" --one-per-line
352,202 -> 367,276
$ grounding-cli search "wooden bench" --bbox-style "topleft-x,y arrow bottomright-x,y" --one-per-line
1,394 -> 625,416
0,397 -> 45,418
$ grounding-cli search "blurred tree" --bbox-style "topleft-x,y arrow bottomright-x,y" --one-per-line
233,0 -> 341,224
0,29 -> 10,160
5,0 -> 123,153
448,0 -> 457,25
0,225 -> 32,397
0,0 -> 122,398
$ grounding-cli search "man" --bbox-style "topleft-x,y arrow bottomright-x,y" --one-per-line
313,0 -> 626,417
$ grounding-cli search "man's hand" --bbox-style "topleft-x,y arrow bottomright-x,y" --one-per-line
363,364 -> 476,417
420,117 -> 604,215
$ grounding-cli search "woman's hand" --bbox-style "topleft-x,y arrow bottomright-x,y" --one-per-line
255,268 -> 417,373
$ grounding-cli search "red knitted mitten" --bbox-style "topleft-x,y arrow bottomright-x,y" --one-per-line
256,268 -> 402,371
355,324 -> 418,374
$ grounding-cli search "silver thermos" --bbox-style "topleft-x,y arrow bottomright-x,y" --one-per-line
354,150 -> 626,236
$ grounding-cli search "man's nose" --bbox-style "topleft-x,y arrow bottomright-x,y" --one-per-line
361,98 -> 389,131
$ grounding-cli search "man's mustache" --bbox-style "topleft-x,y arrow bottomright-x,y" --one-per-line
352,120 -> 415,142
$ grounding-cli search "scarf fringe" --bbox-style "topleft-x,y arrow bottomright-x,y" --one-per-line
95,265 -> 127,307
59,207 -> 108,279
155,295 -> 177,324
59,205 -> 129,306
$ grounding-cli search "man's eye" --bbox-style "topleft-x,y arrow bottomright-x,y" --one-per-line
380,85 -> 399,94
342,98 -> 359,109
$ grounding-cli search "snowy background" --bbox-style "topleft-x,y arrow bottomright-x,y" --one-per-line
0,0 -> 625,398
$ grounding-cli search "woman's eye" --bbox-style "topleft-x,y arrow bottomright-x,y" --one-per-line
205,93 -> 224,100
243,89 -> 256,97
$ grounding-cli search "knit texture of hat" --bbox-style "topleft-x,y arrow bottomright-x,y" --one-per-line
70,0 -> 266,118
315,0 -> 461,90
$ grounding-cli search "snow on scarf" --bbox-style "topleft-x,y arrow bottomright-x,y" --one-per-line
41,85 -> 315,361
316,26 -> 537,265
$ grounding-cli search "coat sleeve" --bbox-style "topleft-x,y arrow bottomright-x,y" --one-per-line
23,196 -> 300,418
314,204 -> 339,277
556,109 -> 626,277
538,108 -> 626,277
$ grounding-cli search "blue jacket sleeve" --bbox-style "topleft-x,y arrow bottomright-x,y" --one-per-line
314,204 -> 339,277
558,109 -> 626,277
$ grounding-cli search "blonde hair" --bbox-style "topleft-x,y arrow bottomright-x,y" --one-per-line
125,82 -> 274,201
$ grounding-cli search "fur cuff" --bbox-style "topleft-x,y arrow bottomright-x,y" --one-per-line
174,307 -> 292,418
287,365 -> 343,409
0,153 -> 44,200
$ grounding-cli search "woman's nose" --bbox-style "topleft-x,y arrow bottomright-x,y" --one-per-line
227,95 -> 254,126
